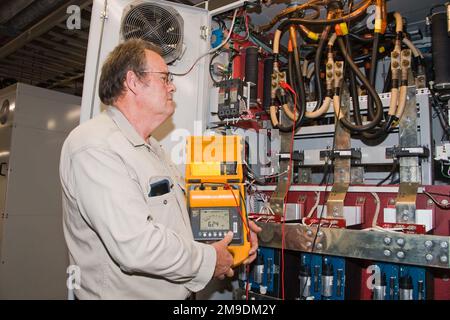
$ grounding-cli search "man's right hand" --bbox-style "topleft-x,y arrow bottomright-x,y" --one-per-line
211,231 -> 234,280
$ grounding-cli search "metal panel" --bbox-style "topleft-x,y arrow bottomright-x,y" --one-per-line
256,222 -> 450,269
14,83 -> 80,132
0,215 -> 68,299
0,83 -> 79,299
6,126 -> 67,216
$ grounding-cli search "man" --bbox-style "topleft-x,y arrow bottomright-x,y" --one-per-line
60,39 -> 260,300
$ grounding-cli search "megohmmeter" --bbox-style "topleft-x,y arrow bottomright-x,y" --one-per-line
185,135 -> 250,267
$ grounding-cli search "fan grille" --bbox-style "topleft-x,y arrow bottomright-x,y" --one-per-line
121,3 -> 183,63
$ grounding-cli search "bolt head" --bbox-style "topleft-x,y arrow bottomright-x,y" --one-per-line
306,230 -> 313,237
397,251 -> 405,259
440,256 -> 448,263
425,240 -> 434,249
441,241 -> 449,249
384,237 -> 392,245
316,243 -> 323,250
392,61 -> 399,68
335,61 -> 342,68
392,51 -> 399,58
317,231 -> 324,237
397,238 -> 405,246
306,241 -> 312,248
384,250 -> 391,257
442,199 -> 449,206
402,215 -> 410,221
425,254 -> 433,261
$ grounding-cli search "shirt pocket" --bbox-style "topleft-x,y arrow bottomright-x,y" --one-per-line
145,183 -> 179,229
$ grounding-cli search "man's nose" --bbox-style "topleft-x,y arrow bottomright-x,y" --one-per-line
168,82 -> 176,93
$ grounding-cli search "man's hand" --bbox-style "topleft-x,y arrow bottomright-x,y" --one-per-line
243,220 -> 262,265
211,231 -> 234,280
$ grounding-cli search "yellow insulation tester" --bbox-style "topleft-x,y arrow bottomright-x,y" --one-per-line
185,135 -> 250,267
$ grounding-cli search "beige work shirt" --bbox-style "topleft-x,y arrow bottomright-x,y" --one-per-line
60,106 -> 216,299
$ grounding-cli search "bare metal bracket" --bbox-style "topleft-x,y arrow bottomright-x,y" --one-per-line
396,85 -> 420,223
256,222 -> 450,269
326,85 -> 351,218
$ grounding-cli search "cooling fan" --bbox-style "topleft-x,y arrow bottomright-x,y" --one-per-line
121,2 -> 184,64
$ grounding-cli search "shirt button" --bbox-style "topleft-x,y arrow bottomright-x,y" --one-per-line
163,200 -> 168,205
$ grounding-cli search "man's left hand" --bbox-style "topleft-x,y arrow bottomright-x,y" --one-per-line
242,220 -> 262,265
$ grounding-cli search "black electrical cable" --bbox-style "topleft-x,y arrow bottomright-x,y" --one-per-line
382,63 -> 392,93
367,32 -> 380,120
336,37 -> 384,132
293,42 -> 307,123
313,25 -> 330,112
376,161 -> 398,186
344,34 -> 363,126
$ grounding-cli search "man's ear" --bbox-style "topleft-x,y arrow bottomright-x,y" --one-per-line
125,70 -> 138,95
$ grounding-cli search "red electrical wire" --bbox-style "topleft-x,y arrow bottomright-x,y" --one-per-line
277,81 -> 298,300
225,183 -> 250,239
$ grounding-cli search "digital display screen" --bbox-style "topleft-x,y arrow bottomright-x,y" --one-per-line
200,209 -> 230,230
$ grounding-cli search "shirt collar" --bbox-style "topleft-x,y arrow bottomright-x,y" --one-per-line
106,106 -> 153,149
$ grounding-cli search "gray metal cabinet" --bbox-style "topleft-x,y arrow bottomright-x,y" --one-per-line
0,83 -> 80,299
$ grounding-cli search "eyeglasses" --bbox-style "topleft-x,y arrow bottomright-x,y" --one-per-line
139,70 -> 174,85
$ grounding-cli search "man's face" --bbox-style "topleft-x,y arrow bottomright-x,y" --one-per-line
136,50 -> 176,120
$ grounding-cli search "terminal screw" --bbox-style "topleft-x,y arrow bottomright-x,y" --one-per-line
383,237 -> 392,245
397,251 -> 405,259
425,240 -> 434,249
383,250 -> 391,257
425,254 -> 433,261
441,241 -> 449,249
396,238 -> 405,247
440,256 -> 448,264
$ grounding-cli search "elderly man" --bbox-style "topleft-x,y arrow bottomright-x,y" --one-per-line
60,39 -> 260,300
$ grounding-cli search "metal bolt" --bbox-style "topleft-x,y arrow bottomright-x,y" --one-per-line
327,72 -> 333,78
306,241 -> 312,248
383,237 -> 392,245
392,51 -> 399,58
335,61 -> 342,68
441,199 -> 449,206
317,231 -> 324,237
397,251 -> 405,259
388,199 -> 395,205
402,60 -> 410,67
425,240 -> 434,249
397,238 -> 405,246
272,74 -> 277,79
306,229 -> 313,237
427,199 -> 434,206
384,250 -> 391,257
316,243 -> 323,250
335,71 -> 342,77
392,61 -> 399,68
425,254 -> 433,261
402,49 -> 410,56
441,241 -> 449,249
402,215 -> 410,221
440,255 -> 448,263
326,63 -> 333,70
